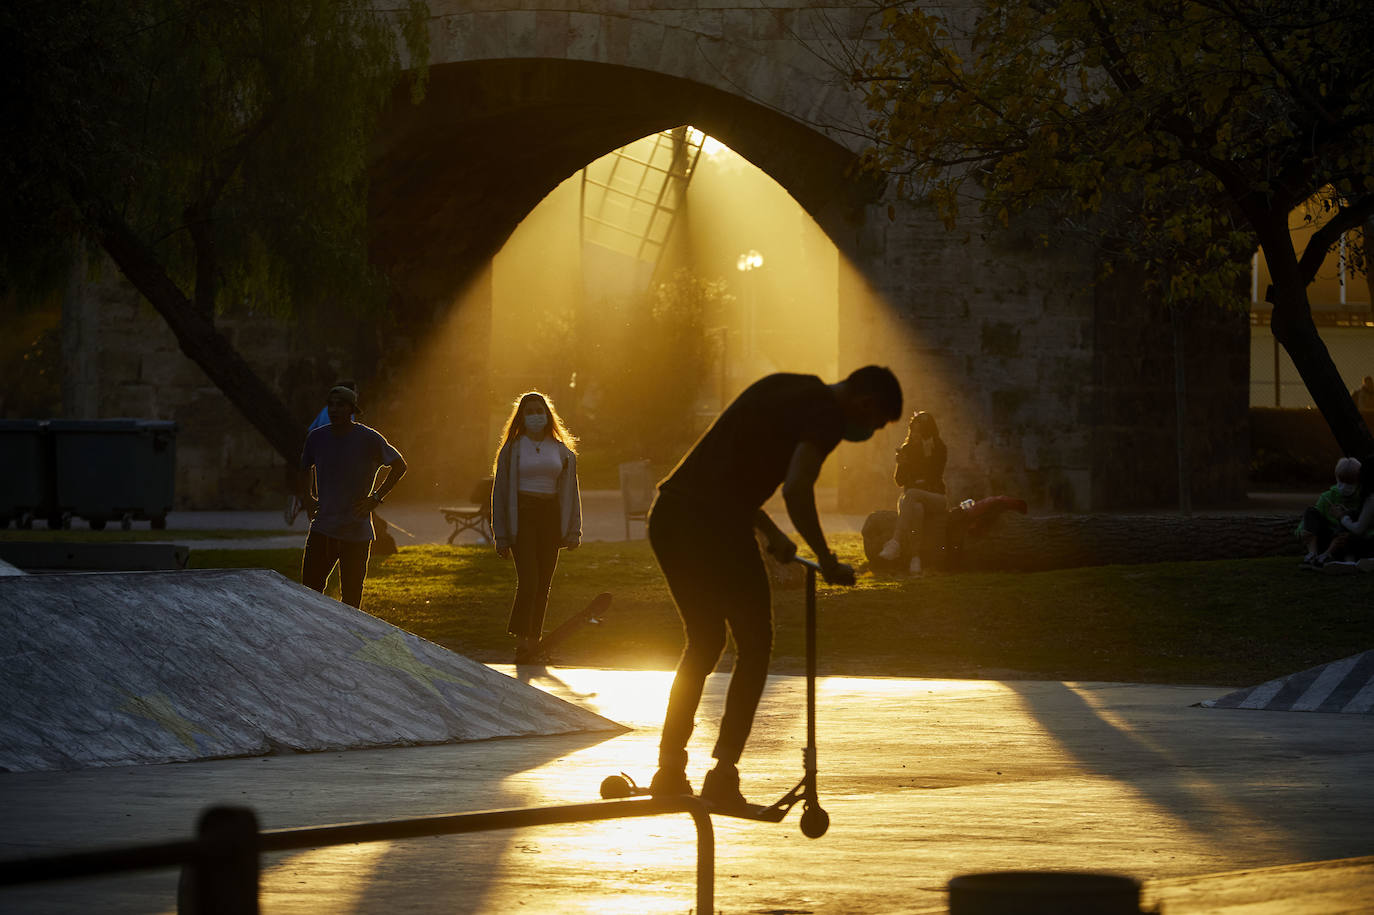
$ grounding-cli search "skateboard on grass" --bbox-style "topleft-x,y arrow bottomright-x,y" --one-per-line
598,557 -> 829,839
515,591 -> 612,665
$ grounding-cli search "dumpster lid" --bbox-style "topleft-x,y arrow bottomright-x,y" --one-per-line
0,419 -> 46,431
47,419 -> 144,432
47,419 -> 176,432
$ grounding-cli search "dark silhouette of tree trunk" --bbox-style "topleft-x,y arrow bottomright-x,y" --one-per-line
90,199 -> 302,464
1257,209 -> 1374,459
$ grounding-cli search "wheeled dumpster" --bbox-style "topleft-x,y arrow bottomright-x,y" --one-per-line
49,419 -> 177,530
0,419 -> 58,529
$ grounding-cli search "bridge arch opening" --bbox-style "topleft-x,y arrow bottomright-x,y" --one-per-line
488,127 -> 844,484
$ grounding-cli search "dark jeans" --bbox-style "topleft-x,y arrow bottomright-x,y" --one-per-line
302,531 -> 372,608
650,494 -> 772,768
508,494 -> 562,641
1301,507 -> 1340,553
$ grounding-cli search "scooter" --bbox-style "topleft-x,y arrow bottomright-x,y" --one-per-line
599,556 -> 830,839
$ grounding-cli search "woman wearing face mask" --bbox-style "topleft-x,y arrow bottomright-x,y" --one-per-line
877,411 -> 947,575
491,391 -> 583,663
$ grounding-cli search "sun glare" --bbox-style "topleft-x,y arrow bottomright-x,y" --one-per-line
255,843 -> 394,913
686,126 -> 725,157
483,668 -> 700,913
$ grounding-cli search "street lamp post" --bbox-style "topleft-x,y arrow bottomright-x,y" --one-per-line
736,249 -> 763,378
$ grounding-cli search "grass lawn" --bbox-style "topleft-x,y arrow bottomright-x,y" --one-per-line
188,533 -> 1374,688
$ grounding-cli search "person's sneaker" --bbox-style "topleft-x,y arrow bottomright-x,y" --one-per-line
878,539 -> 901,562
1358,557 -> 1374,573
1299,551 -> 1318,570
513,645 -> 550,665
700,764 -> 751,811
908,555 -> 923,576
648,767 -> 692,797
1322,560 -> 1359,575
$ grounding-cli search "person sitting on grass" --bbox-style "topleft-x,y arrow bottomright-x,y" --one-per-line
1298,456 -> 1361,569
1333,455 -> 1374,570
877,410 -> 947,576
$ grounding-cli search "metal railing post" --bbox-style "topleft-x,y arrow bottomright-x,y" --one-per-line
179,806 -> 259,915
688,806 -> 715,913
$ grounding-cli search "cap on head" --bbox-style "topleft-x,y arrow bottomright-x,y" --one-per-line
328,385 -> 358,408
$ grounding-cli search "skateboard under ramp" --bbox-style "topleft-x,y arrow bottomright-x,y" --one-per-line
0,569 -> 624,772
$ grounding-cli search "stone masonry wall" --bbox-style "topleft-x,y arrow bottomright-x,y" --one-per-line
1090,269 -> 1251,510
838,200 -> 1252,513
62,258 -> 356,509
840,200 -> 1100,513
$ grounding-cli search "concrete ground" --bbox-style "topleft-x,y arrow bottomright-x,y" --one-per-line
2,667 -> 1371,913
6,489 -> 1359,912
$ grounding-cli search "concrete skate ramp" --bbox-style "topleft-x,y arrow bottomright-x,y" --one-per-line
0,570 -> 625,772
1200,650 -> 1374,714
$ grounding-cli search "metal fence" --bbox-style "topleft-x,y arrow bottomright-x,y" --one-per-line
1249,318 -> 1374,408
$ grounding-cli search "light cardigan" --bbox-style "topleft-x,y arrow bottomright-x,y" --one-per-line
491,436 -> 582,551
1340,492 -> 1374,536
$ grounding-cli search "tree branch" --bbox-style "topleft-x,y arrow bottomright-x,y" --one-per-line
1213,0 -> 1337,124
1298,194 -> 1374,287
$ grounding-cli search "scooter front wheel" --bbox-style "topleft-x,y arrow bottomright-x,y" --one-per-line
799,802 -> 829,838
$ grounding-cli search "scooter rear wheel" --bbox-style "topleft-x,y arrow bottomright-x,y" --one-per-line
600,774 -> 634,799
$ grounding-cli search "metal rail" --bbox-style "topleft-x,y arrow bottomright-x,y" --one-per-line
0,796 -> 716,913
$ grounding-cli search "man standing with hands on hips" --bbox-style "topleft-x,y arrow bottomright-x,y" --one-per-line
298,384 -> 407,609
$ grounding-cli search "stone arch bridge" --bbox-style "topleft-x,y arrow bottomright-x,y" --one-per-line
68,0 -> 1248,512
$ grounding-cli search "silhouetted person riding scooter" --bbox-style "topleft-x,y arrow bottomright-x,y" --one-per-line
647,366 -> 903,809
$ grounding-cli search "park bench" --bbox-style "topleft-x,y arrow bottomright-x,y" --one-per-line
618,459 -> 655,540
440,478 -> 493,546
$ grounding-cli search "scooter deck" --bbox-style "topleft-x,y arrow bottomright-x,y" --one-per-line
712,801 -> 789,822
612,789 -> 789,822
600,774 -> 800,822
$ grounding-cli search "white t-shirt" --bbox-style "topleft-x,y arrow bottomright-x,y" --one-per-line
517,436 -> 563,495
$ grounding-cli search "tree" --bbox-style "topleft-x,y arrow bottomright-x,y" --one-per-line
855,0 -> 1374,457
566,269 -> 724,467
1,0 -> 429,463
